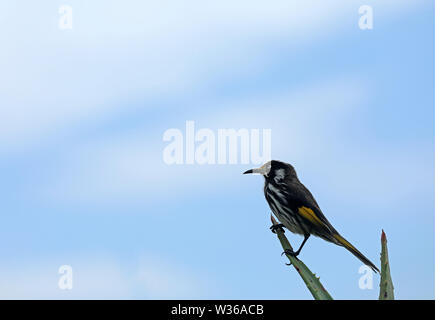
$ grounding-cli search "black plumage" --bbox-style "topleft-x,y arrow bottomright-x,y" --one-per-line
244,160 -> 379,273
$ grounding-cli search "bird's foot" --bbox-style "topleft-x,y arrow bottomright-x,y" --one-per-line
281,249 -> 300,258
270,224 -> 285,234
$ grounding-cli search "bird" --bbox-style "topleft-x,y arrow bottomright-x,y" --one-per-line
243,160 -> 379,273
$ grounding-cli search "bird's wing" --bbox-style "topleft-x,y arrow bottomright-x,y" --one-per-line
280,180 -> 379,272
282,182 -> 338,235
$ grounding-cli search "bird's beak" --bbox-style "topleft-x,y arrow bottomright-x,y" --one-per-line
243,162 -> 271,175
243,167 -> 264,175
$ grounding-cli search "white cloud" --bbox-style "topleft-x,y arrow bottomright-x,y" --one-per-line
0,0 -> 427,152
35,74 -> 435,214
38,77 -> 366,205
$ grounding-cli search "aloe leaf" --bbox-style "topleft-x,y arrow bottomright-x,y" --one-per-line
271,215 -> 333,300
379,230 -> 394,300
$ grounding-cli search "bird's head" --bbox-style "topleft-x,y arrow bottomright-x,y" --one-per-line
243,160 -> 297,181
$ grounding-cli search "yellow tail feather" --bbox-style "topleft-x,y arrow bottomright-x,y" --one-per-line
333,234 -> 379,273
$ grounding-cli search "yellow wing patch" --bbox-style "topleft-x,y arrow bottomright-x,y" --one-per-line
298,206 -> 324,226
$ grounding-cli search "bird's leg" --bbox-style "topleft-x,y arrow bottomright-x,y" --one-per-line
295,234 -> 310,255
270,223 -> 285,233
282,234 -> 310,257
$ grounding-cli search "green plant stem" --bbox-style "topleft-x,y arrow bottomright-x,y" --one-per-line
379,230 -> 394,300
271,215 -> 333,300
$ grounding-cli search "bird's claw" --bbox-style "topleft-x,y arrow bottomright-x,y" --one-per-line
281,249 -> 299,265
270,224 -> 285,234
281,249 -> 299,257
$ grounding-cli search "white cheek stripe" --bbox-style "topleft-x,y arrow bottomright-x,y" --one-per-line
273,169 -> 285,182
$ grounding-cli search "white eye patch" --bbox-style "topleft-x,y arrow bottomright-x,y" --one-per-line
274,168 -> 286,182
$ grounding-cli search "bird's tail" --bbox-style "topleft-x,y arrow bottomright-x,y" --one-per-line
333,234 -> 379,273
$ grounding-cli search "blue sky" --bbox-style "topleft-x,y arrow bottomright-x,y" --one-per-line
0,1 -> 434,299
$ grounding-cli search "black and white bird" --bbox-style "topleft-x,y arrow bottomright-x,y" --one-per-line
244,160 -> 379,272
